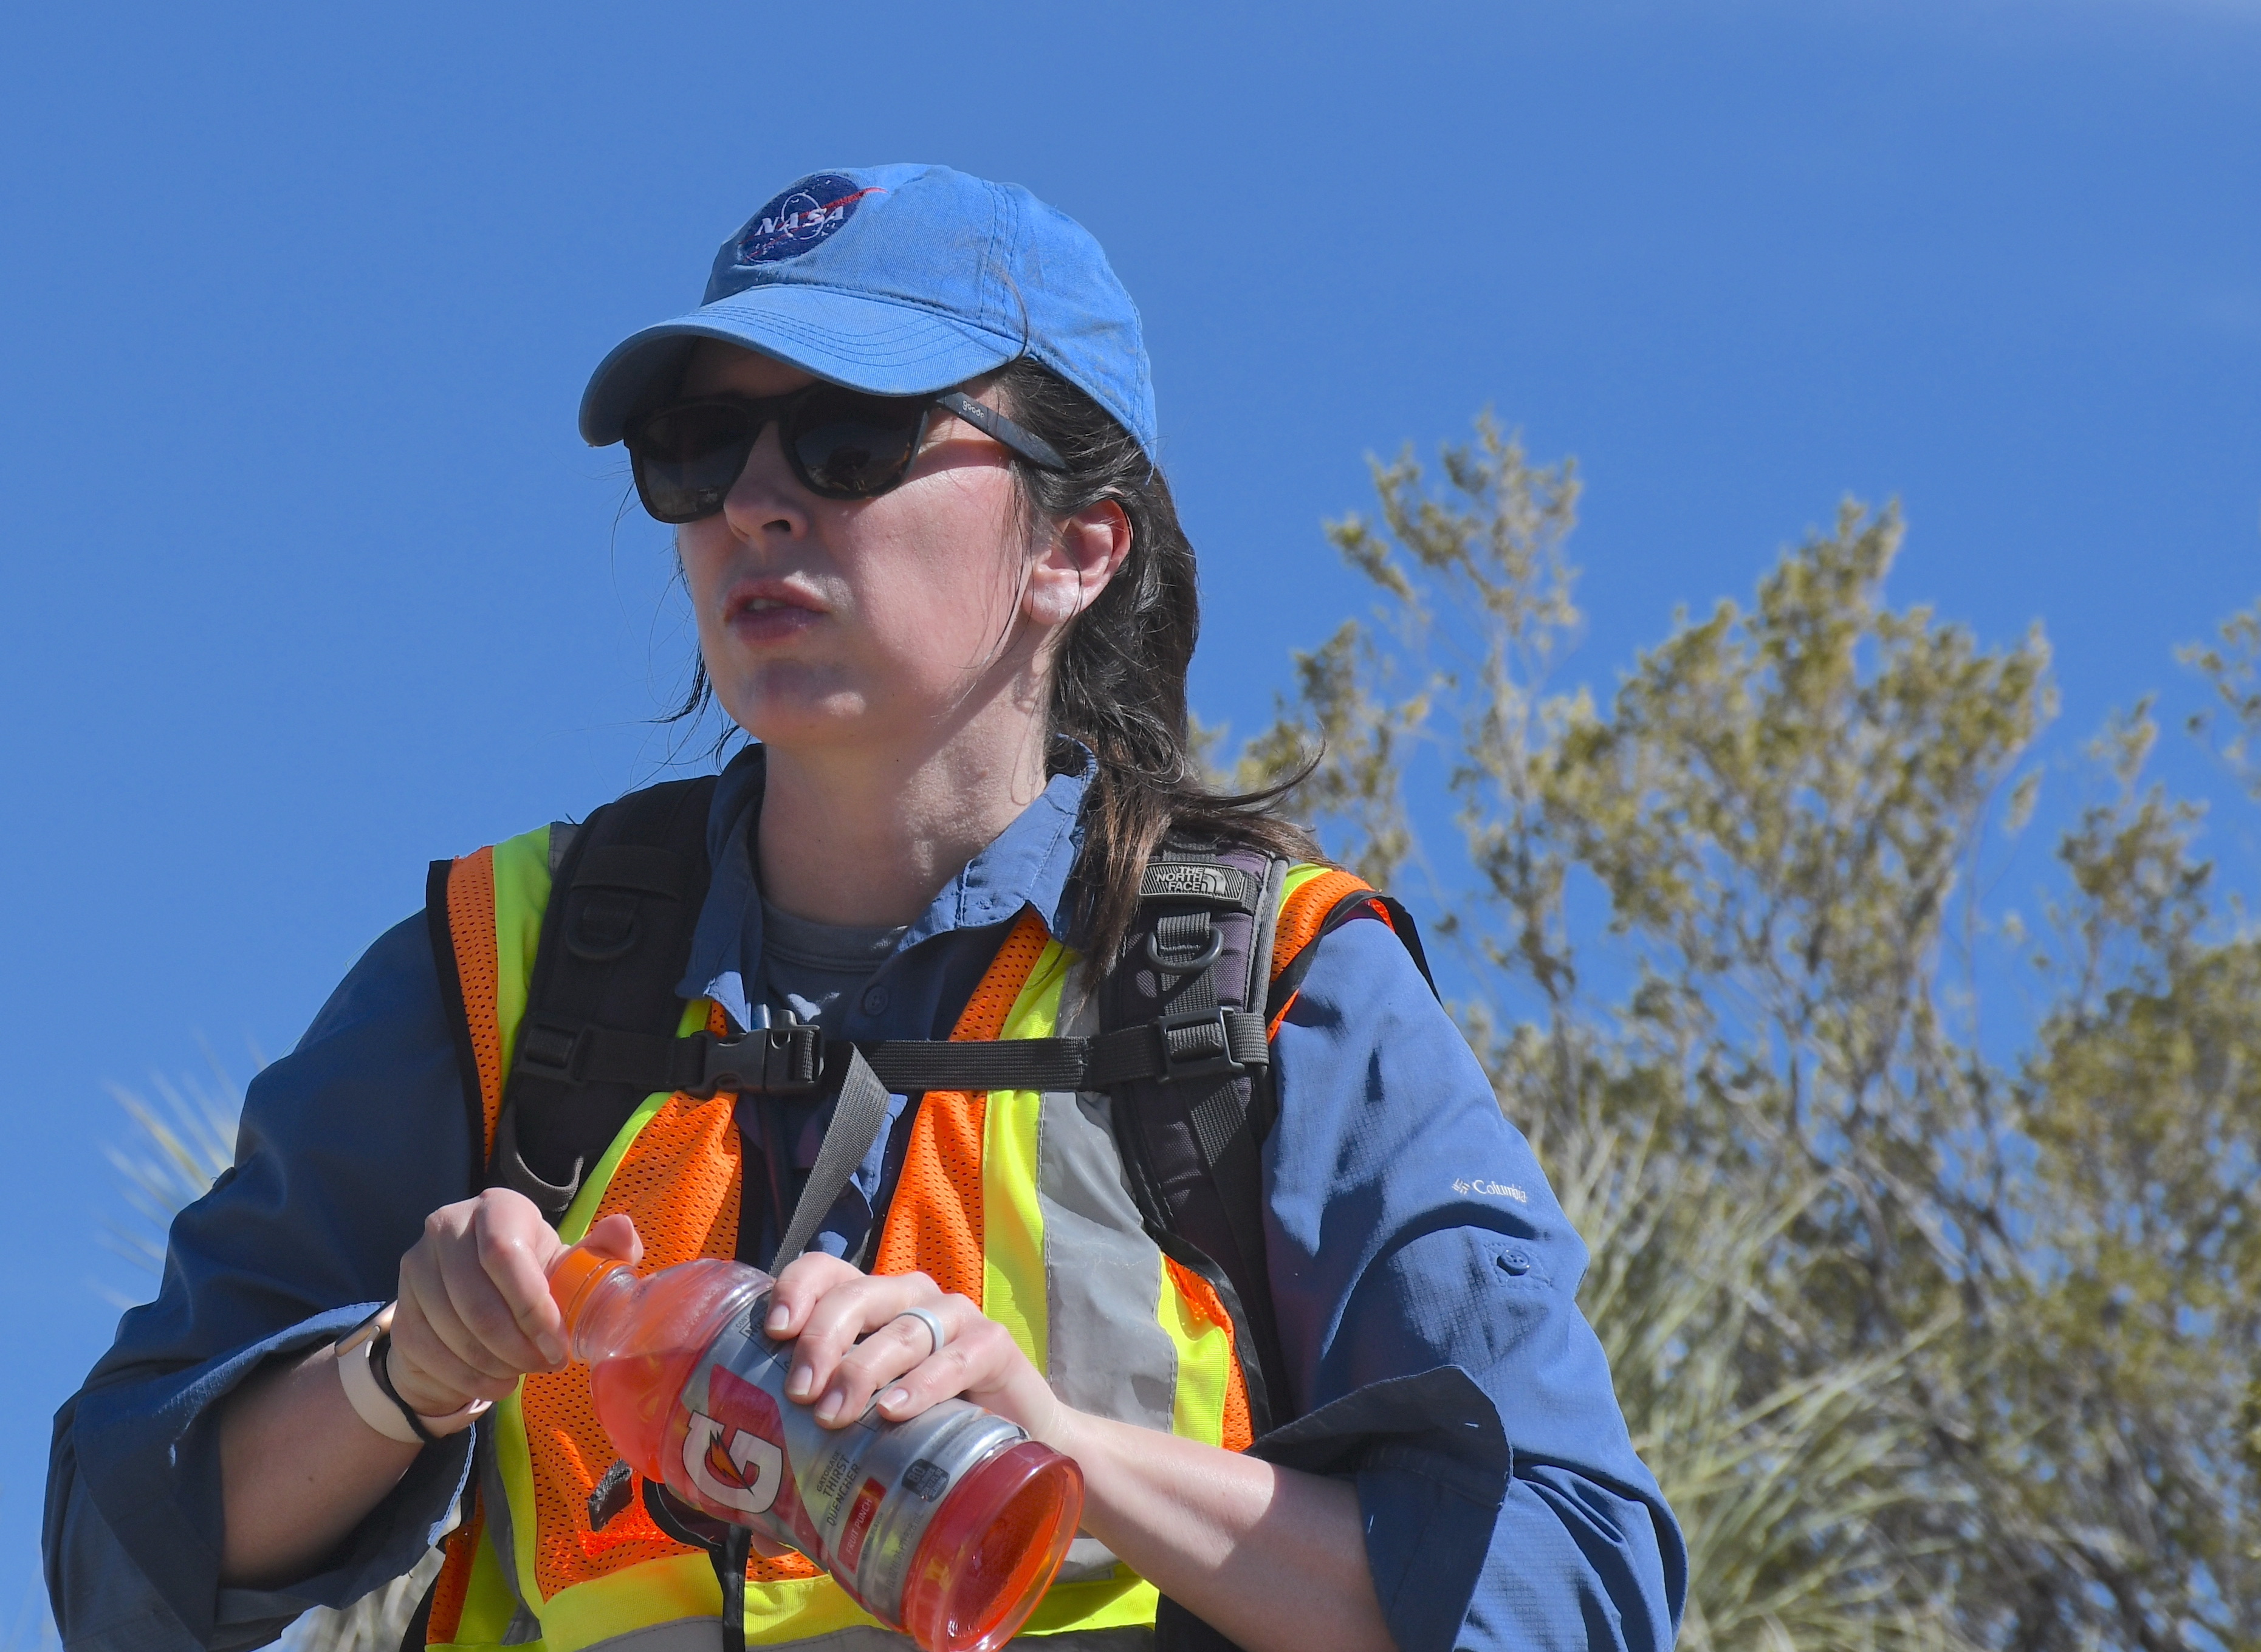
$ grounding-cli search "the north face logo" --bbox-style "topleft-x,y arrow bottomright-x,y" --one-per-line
1145,865 -> 1232,898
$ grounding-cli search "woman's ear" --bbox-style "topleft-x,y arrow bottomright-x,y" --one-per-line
1024,499 -> 1132,628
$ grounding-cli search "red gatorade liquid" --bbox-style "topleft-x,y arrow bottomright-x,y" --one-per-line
549,1247 -> 1083,1652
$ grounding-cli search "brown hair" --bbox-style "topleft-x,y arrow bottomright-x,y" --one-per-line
993,358 -> 1319,968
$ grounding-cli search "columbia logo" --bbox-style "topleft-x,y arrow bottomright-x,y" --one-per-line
1453,1177 -> 1529,1204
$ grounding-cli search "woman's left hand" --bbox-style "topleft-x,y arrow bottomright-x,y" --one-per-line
762,1254 -> 1067,1445
763,1253 -> 1390,1652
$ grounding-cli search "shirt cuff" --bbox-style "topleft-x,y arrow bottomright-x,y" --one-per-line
1252,1365 -> 1510,1652
67,1303 -> 473,1643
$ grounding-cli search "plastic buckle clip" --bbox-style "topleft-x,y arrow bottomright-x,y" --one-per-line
1153,1006 -> 1245,1084
517,1021 -> 591,1082
686,1025 -> 826,1098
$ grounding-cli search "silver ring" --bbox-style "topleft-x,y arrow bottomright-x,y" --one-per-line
894,1306 -> 948,1357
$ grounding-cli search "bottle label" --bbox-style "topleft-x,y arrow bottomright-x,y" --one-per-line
661,1295 -> 1024,1622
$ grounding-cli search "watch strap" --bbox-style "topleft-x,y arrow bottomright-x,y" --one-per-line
332,1304 -> 492,1445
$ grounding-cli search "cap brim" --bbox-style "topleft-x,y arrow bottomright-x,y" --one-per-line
578,285 -> 1023,446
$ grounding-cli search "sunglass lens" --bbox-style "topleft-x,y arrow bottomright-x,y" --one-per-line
630,402 -> 760,523
787,388 -> 927,498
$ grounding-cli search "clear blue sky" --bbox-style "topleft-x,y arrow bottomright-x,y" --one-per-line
3,0 -> 2256,1619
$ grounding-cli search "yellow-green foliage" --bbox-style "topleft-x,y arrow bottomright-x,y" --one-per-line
1243,417 -> 2259,1651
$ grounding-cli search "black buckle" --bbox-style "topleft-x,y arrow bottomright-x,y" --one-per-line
516,1020 -> 590,1081
1153,1007 -> 1245,1084
683,1025 -> 826,1099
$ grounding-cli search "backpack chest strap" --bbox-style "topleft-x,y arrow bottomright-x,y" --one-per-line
510,1009 -> 1272,1100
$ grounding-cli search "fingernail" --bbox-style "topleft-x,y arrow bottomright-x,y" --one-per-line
766,1304 -> 791,1335
815,1388 -> 843,1424
787,1365 -> 814,1400
879,1388 -> 910,1413
538,1336 -> 567,1366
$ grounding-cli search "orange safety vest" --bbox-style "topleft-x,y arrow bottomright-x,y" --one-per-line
420,826 -> 1377,1651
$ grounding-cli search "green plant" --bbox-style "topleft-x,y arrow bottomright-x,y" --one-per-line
1242,415 -> 2259,1649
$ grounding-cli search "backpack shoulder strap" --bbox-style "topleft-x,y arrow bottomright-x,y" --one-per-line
1096,853 -> 1437,1439
1097,840 -> 1291,1434
426,775 -> 720,1224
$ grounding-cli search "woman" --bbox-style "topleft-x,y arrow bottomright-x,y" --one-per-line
47,165 -> 1683,1652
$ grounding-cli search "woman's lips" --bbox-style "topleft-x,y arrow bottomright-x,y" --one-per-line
724,584 -> 824,645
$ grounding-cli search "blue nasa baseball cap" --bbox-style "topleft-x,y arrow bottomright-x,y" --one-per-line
580,163 -> 1157,457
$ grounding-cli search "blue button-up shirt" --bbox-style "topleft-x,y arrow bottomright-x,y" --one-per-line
46,749 -> 1684,1652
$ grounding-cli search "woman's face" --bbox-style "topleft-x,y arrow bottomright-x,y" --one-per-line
672,342 -> 1082,759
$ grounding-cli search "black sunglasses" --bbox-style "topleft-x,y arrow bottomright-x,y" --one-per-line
622,382 -> 1068,523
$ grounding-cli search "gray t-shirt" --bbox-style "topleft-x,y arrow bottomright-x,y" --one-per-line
758,897 -> 908,1034
755,898 -> 912,1190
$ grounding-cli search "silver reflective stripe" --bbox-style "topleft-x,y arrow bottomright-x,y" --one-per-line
575,1620 -> 728,1652
576,1622 -> 1154,1652
1033,983 -> 1178,1433
1053,1536 -> 1127,1585
1247,856 -> 1291,1006
1035,1087 -> 1176,1431
474,1422 -> 538,1628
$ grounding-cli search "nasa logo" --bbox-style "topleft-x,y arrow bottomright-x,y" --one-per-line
732,173 -> 883,266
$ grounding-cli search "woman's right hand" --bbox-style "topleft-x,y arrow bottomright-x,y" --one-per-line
388,1189 -> 642,1414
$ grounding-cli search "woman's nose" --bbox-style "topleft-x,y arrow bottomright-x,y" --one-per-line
721,423 -> 809,540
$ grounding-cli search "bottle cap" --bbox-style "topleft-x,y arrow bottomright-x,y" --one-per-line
548,1246 -> 628,1334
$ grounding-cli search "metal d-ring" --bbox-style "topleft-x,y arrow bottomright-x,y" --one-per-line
1139,927 -> 1224,976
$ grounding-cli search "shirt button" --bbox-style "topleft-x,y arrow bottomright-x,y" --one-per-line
860,985 -> 891,1016
1498,1249 -> 1532,1277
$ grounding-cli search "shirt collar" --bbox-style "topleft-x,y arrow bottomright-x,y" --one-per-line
677,743 -> 1094,1025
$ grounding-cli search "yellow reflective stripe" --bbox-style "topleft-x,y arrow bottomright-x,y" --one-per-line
1157,1250 -> 1233,1446
517,1560 -> 1156,1651
1017,1573 -> 1162,1636
492,1382 -> 545,1620
530,1554 -> 885,1652
981,941 -> 1071,1373
540,1552 -> 722,1651
482,825 -> 555,1630
490,826 -> 554,1081
738,1575 -> 884,1646
739,1574 -> 886,1647
427,1518 -> 538,1652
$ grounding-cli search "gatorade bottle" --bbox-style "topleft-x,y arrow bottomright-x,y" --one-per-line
549,1247 -> 1084,1652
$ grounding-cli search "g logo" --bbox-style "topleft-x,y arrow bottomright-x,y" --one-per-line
683,1410 -> 783,1517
